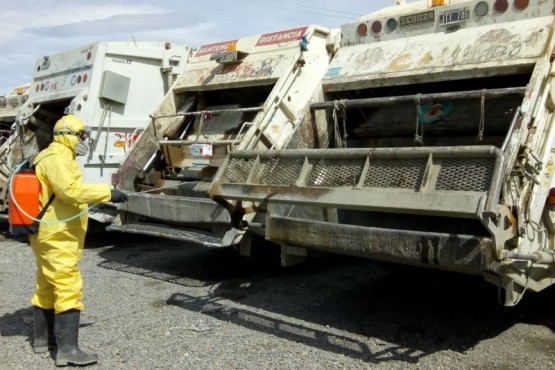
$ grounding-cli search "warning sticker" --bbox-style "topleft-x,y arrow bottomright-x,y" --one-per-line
190,143 -> 213,158
256,26 -> 308,46
196,40 -> 239,57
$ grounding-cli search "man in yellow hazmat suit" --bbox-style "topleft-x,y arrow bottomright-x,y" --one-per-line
29,114 -> 128,367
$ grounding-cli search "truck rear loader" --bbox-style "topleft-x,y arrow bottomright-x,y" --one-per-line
108,25 -> 337,248
209,0 -> 555,305
1,41 -> 191,222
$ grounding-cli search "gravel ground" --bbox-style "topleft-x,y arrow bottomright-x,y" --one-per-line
1,224 -> 555,370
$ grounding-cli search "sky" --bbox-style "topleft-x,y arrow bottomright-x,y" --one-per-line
0,0 -> 407,94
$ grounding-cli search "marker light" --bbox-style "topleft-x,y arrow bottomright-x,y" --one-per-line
494,0 -> 508,13
474,1 -> 489,16
514,0 -> 529,10
227,43 -> 237,52
431,0 -> 445,6
386,18 -> 398,31
371,21 -> 382,34
547,188 -> 555,207
356,23 -> 368,37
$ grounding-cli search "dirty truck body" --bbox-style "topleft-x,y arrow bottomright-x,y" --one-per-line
0,83 -> 30,130
2,41 -> 191,221
0,84 -> 30,211
109,26 -> 334,247
209,0 -> 555,305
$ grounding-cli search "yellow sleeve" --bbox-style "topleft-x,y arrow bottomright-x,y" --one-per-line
38,151 -> 112,205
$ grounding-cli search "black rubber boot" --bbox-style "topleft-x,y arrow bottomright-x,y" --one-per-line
33,306 -> 56,353
54,309 -> 98,367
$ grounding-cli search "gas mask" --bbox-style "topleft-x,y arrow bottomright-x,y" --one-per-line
74,140 -> 89,156
74,129 -> 90,156
53,129 -> 90,156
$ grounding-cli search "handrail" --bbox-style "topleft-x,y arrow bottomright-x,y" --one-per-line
150,106 -> 262,119
310,87 -> 526,110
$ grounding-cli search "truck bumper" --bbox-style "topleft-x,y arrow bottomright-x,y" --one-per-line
267,215 -> 495,274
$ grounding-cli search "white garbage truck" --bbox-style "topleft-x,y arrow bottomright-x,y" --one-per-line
2,41 -> 191,221
108,25 -> 337,247
0,83 -> 30,213
209,0 -> 555,305
0,83 -> 29,145
0,83 -> 30,131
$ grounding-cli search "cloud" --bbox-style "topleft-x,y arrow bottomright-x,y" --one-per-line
0,4 -> 162,43
0,0 -> 398,93
23,12 -> 205,39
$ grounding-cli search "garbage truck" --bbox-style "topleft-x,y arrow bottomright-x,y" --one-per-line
108,25 -> 336,247
208,0 -> 555,305
0,83 -> 29,143
0,83 -> 30,132
0,83 -> 30,214
2,41 -> 191,222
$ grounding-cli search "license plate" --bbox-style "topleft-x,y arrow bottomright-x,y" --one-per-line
439,7 -> 470,25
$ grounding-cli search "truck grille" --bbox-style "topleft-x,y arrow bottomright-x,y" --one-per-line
259,158 -> 304,185
436,158 -> 494,192
364,158 -> 427,189
220,153 -> 495,192
212,147 -> 504,218
219,158 -> 256,183
107,222 -> 226,247
307,159 -> 365,187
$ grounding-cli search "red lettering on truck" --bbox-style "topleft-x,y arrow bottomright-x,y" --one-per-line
195,39 -> 239,57
256,26 -> 308,46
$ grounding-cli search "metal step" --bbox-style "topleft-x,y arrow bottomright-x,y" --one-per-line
122,193 -> 231,224
210,146 -> 504,218
107,221 -> 227,247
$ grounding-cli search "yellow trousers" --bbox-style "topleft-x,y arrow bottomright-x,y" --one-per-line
29,232 -> 85,314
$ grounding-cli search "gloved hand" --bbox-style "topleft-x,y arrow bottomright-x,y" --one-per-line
110,190 -> 129,203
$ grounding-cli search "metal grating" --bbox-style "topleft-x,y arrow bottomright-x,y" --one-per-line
107,222 -> 226,247
364,158 -> 427,189
219,158 -> 256,183
436,158 -> 493,192
258,157 -> 304,185
307,159 -> 366,186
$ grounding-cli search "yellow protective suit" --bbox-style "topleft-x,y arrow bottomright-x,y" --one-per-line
29,115 -> 112,314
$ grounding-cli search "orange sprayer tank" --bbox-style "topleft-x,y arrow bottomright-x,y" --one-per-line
8,171 -> 40,235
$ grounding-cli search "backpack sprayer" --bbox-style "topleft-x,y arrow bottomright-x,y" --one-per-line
8,162 -> 42,235
8,159 -> 88,235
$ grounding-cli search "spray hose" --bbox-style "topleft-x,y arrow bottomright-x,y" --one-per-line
9,159 -> 184,225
